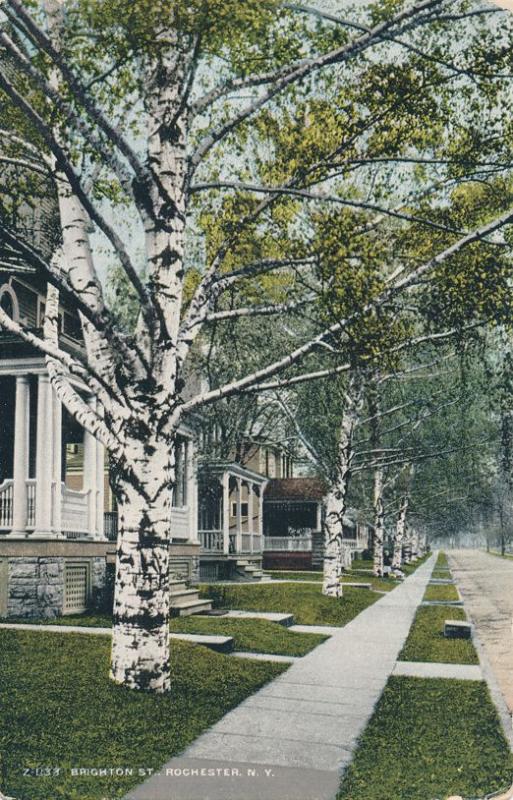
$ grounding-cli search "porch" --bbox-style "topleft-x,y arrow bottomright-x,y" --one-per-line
198,464 -> 267,558
0,367 -> 105,540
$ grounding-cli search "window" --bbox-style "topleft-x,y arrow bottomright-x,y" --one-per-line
172,438 -> 188,508
232,501 -> 248,517
0,285 -> 19,322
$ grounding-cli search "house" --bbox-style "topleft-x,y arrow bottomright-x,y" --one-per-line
0,246 -> 111,617
262,477 -> 372,570
0,246 -> 207,618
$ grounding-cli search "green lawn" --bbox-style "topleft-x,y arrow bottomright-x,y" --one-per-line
0,614 -> 326,657
431,569 -> 452,578
338,677 -> 513,800
267,570 -> 323,581
0,613 -> 112,628
435,551 -> 449,568
399,605 -> 478,665
266,570 -> 398,593
0,630 -> 285,800
342,575 -> 398,593
349,558 -> 373,571
200,582 -> 380,626
170,615 -> 327,655
423,583 -> 460,602
401,553 -> 431,576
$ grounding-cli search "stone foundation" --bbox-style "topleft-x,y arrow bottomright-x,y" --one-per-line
3,556 -> 107,619
8,557 -> 64,618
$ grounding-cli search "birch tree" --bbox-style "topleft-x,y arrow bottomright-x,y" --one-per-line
392,465 -> 414,572
1,0 -> 513,692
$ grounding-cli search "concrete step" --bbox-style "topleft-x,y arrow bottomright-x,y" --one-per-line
169,580 -> 188,592
171,599 -> 213,617
170,588 -> 203,607
231,651 -> 299,664
222,610 -> 294,626
342,582 -> 372,590
169,632 -> 234,653
236,560 -> 250,567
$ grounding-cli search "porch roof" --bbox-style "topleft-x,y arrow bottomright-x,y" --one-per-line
199,460 -> 268,485
264,477 -> 327,502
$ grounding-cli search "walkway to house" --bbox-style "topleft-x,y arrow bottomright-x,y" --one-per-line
449,549 -> 513,722
124,554 -> 435,800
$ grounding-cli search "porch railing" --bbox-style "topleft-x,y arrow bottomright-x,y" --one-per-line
263,535 -> 313,552
62,486 -> 90,535
199,529 -> 263,555
104,511 -> 118,541
199,529 -> 224,552
171,506 -> 190,540
0,480 -> 13,528
27,480 -> 36,527
0,480 -> 90,536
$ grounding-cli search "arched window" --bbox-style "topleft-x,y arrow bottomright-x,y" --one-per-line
0,285 -> 19,322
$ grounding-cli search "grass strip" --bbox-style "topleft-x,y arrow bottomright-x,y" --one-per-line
423,583 -> 459,602
169,615 -> 327,656
266,570 -> 398,593
0,630 -> 285,800
200,582 -> 379,626
267,570 -> 322,581
338,676 -> 513,800
399,605 -> 478,665
0,614 -> 326,657
435,551 -> 449,568
342,575 -> 398,592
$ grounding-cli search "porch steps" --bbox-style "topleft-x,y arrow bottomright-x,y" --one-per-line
235,559 -> 266,582
170,584 -> 213,618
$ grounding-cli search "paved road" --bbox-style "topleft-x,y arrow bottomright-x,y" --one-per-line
449,550 -> 513,716
125,555 -> 435,800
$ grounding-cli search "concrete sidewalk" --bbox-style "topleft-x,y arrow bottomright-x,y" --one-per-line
125,554 -> 435,800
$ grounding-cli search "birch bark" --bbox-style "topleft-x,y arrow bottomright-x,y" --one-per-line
372,466 -> 385,577
392,495 -> 408,571
322,375 -> 362,597
109,439 -> 174,691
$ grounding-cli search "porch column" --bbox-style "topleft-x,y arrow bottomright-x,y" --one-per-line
83,397 -> 98,537
259,483 -> 266,539
316,501 -> 322,532
34,374 -> 54,537
188,441 -> 199,544
247,481 -> 254,553
52,389 -> 62,536
222,473 -> 230,555
95,403 -> 105,540
236,477 -> 242,553
10,374 -> 30,536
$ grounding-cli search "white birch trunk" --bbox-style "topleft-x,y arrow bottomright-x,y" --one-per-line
322,488 -> 345,598
392,495 -> 408,571
372,467 -> 385,577
109,439 -> 174,692
322,375 -> 362,597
